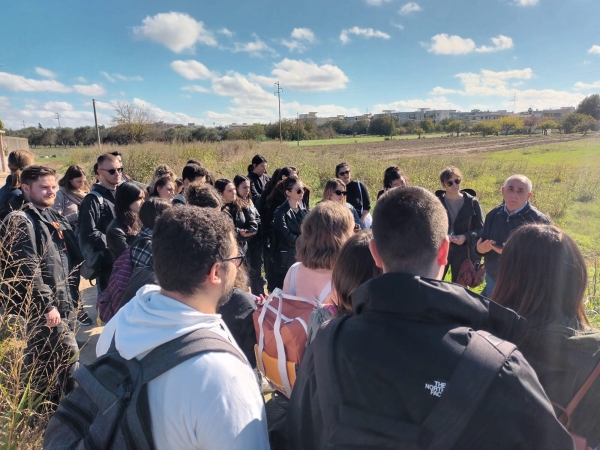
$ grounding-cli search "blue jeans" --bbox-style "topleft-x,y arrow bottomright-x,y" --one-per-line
481,274 -> 496,298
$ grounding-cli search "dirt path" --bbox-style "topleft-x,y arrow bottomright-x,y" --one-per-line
75,281 -> 103,365
300,133 -> 596,159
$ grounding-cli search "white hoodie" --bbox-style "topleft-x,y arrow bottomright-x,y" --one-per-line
97,285 -> 269,450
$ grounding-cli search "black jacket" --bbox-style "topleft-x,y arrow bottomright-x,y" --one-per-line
0,175 -> 21,210
518,322 -> 600,447
477,202 -> 550,280
435,189 -> 484,264
223,203 -> 259,246
272,201 -> 307,272
78,184 -> 116,268
218,288 -> 257,368
248,171 -> 271,207
106,217 -> 136,261
346,180 -> 370,215
0,196 -> 83,318
287,273 -> 574,450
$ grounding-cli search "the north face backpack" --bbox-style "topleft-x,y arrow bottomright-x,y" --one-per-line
43,328 -> 245,450
97,234 -> 151,323
253,263 -> 331,397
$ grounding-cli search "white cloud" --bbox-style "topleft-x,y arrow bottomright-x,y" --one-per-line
424,34 -> 475,55
475,35 -> 514,53
132,98 -> 202,124
424,34 -> 514,55
101,72 -> 143,82
35,67 -> 57,79
181,85 -> 211,93
43,101 -> 74,112
0,96 -> 11,110
589,45 -> 600,55
73,83 -> 106,96
268,59 -> 349,91
76,76 -> 87,83
574,80 -> 600,90
374,96 -> 463,112
0,72 -> 72,93
340,27 -> 391,44
132,12 -> 217,53
282,101 -> 361,118
233,34 -> 278,57
399,2 -> 422,15
170,60 -> 214,80
100,71 -> 116,82
391,22 -> 405,30
430,68 -> 534,96
513,0 -> 538,6
366,0 -> 393,5
212,72 -> 275,108
281,28 -> 316,53
219,28 -> 234,37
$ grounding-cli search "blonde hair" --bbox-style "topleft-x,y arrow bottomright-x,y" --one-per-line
322,178 -> 345,202
295,201 -> 355,270
8,150 -> 35,189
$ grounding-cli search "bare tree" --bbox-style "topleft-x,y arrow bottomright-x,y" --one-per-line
111,102 -> 155,144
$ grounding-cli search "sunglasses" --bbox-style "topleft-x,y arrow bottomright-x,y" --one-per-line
222,250 -> 245,268
99,167 -> 124,175
334,190 -> 347,196
288,187 -> 305,194
446,178 -> 461,187
338,170 -> 350,176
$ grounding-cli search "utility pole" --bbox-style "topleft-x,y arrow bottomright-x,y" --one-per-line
92,99 -> 101,148
21,120 -> 26,128
55,113 -> 61,128
512,92 -> 517,113
274,81 -> 283,143
297,113 -> 300,147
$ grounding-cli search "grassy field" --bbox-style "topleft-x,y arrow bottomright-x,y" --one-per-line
287,133 -> 448,147
26,136 -> 600,322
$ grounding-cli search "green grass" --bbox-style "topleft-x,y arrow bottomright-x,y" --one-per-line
288,133 -> 448,147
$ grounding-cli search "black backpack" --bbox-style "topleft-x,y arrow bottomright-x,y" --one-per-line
44,329 -> 245,450
311,318 -> 517,450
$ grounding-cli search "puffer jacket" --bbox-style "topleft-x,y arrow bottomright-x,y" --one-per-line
0,195 -> 82,318
222,202 -> 259,247
272,201 -> 307,273
77,184 -> 116,268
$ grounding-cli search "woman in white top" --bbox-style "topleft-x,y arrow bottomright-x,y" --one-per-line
282,201 -> 354,303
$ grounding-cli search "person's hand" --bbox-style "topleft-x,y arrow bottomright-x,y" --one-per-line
451,234 -> 467,245
254,294 -> 267,306
239,230 -> 256,238
491,244 -> 504,254
44,308 -> 61,328
476,238 -> 495,254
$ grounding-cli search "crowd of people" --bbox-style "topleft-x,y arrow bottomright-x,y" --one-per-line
0,148 -> 599,449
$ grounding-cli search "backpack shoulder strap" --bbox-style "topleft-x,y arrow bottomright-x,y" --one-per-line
420,329 -> 517,450
356,181 -> 364,215
557,357 -> 600,427
140,328 -> 246,384
289,262 -> 301,296
88,189 -> 104,206
317,281 -> 332,304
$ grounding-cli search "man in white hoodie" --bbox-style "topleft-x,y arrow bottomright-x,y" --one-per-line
97,206 -> 269,450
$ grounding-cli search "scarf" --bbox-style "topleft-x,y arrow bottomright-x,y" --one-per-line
59,186 -> 87,205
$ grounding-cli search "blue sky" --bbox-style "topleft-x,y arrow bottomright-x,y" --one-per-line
1,0 -> 599,128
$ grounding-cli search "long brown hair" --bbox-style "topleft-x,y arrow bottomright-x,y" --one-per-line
492,224 -> 590,330
322,178 -> 345,202
295,201 -> 354,270
332,230 -> 382,316
8,150 -> 35,189
58,164 -> 90,193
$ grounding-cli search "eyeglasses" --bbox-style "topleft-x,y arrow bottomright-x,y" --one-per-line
222,250 -> 245,268
338,170 -> 350,176
99,167 -> 124,175
446,178 -> 461,187
334,190 -> 347,196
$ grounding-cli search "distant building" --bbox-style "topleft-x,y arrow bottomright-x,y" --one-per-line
229,123 -> 250,129
531,107 -> 575,120
467,109 -> 513,123
377,109 -> 456,124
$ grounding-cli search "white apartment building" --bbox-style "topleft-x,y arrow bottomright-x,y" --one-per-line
531,107 -> 575,120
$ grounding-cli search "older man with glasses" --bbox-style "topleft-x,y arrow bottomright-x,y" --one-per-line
78,153 -> 123,293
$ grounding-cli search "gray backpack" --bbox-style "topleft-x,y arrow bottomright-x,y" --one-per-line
43,329 -> 245,450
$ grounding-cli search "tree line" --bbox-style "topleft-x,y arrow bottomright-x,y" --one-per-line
3,95 -> 599,146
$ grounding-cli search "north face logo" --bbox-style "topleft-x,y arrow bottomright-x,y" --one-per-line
425,381 -> 446,397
